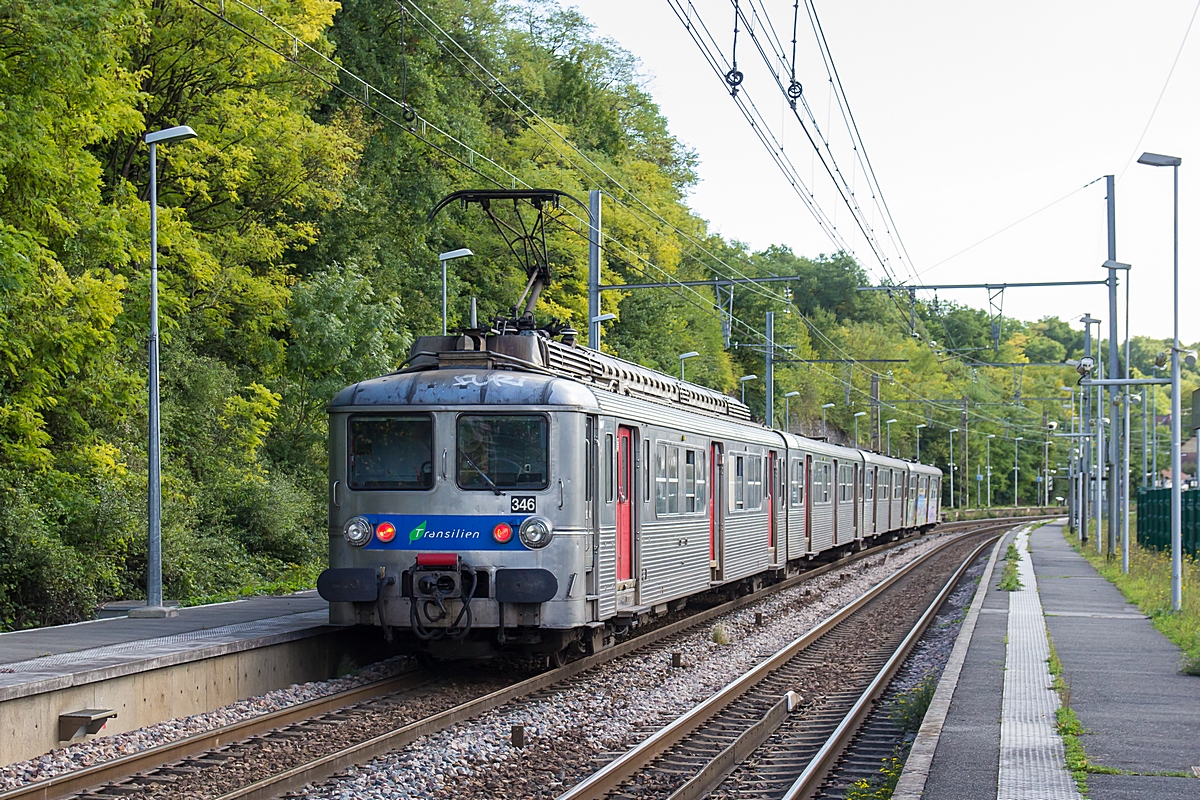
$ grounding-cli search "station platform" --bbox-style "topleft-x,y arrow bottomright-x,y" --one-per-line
0,592 -> 356,766
896,519 -> 1200,800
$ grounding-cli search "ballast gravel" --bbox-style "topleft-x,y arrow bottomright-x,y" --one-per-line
297,534 -> 950,800
0,656 -> 410,791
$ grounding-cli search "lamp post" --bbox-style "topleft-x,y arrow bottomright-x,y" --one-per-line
678,351 -> 699,381
915,423 -> 926,461
854,411 -> 867,447
885,418 -> 897,456
438,248 -> 473,336
740,374 -> 758,406
821,402 -> 835,439
136,125 -> 198,619
1017,435 -> 1030,509
987,434 -> 996,507
949,428 -> 959,509
1138,150 -> 1183,611
785,391 -> 800,432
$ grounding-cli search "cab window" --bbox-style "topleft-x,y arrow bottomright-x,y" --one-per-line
348,414 -> 434,490
457,414 -> 549,490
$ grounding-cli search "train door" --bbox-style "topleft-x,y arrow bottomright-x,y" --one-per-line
832,459 -> 839,544
767,451 -> 778,563
852,464 -> 860,539
805,455 -> 813,552
710,442 -> 724,582
616,426 -> 635,588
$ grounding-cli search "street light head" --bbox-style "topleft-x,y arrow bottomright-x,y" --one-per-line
821,402 -> 836,409
1015,436 -> 1024,442
1101,259 -> 1131,271
1155,350 -> 1169,368
1047,420 -> 1058,431
915,423 -> 927,429
439,248 -> 473,262
785,391 -> 801,398
740,374 -> 758,383
949,428 -> 959,434
1076,356 -> 1095,376
854,411 -> 867,418
145,125 -> 198,145
1138,152 -> 1182,168
1184,349 -> 1198,369
591,313 -> 616,324
886,418 -> 897,424
679,351 -> 700,360
988,434 -> 996,439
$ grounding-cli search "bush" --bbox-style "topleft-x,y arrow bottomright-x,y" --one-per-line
889,671 -> 938,734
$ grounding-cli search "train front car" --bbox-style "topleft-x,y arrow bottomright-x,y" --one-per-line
317,335 -> 598,660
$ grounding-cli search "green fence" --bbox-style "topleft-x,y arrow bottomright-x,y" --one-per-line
1136,488 -> 1200,558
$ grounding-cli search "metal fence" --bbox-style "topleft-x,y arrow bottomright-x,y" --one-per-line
1136,488 -> 1200,558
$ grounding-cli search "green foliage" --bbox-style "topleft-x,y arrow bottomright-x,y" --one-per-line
0,0 -> 1171,628
888,672 -> 937,734
999,543 -> 1024,591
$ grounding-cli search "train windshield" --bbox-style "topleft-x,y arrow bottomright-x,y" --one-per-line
457,414 -> 549,490
348,415 -> 434,490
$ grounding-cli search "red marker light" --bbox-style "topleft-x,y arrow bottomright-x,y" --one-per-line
493,522 -> 513,544
375,521 -> 397,543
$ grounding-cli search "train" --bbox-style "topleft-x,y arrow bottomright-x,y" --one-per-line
317,325 -> 942,660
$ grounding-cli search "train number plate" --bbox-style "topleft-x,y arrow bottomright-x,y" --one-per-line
511,495 -> 536,513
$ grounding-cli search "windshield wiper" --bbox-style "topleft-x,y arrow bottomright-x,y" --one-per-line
461,451 -> 504,495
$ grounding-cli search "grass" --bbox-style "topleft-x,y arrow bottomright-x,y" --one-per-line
1047,630 -> 1090,795
710,624 -> 730,645
180,562 -> 325,607
1063,526 -> 1200,674
888,671 -> 938,735
998,543 -> 1024,591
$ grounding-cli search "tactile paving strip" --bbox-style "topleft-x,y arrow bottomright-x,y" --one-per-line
997,527 -> 1082,800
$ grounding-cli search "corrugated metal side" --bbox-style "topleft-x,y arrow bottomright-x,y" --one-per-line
787,502 -> 806,556
597,525 -> 616,617
722,512 -> 770,580
640,517 -> 710,602
810,497 -> 835,553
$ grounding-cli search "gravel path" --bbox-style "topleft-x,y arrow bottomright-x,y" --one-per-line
0,656 -> 411,790
296,535 -> 951,800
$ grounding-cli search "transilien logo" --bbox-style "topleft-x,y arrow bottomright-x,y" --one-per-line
409,521 -> 427,543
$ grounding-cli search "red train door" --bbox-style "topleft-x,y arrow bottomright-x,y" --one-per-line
767,451 -> 777,553
710,442 -> 724,581
616,426 -> 633,582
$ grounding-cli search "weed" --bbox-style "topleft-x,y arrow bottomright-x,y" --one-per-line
998,544 -> 1023,591
710,624 -> 730,646
845,749 -> 905,800
334,654 -> 359,678
889,672 -> 938,734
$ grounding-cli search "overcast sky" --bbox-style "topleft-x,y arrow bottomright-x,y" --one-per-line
581,0 -> 1200,345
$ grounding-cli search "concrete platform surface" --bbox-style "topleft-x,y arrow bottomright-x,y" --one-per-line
907,520 -> 1200,800
0,592 -> 330,701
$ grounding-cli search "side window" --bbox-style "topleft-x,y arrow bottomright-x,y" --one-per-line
865,469 -> 874,501
683,449 -> 707,513
747,455 -> 763,510
789,459 -> 805,507
667,445 -> 680,514
734,455 -> 745,510
655,444 -> 668,514
605,433 -> 614,503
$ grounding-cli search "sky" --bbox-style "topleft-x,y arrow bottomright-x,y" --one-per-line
580,0 -> 1200,345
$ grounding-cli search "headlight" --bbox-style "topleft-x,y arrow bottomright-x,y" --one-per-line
518,516 -> 553,549
343,516 -> 373,547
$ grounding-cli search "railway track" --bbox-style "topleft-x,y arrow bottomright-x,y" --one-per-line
2,518 -> 1042,800
555,525 -> 1009,800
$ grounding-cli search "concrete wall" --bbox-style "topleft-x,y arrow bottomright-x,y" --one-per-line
0,630 -> 381,766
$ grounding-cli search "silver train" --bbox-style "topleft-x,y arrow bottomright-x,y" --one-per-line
317,329 -> 943,659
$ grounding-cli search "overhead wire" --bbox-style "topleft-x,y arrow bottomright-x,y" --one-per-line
182,0 -> 1060,437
